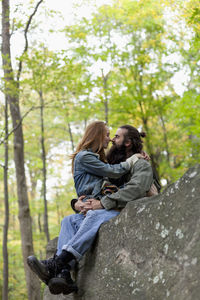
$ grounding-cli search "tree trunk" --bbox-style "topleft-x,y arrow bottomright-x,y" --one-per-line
1,1 -> 41,299
138,100 -> 160,181
141,116 -> 160,182
39,90 -> 50,242
2,96 -> 9,300
55,190 -> 61,226
68,122 -> 75,152
137,73 -> 160,181
101,69 -> 109,124
160,114 -> 170,163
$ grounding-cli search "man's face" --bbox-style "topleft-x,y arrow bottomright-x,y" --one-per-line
106,128 -> 127,164
112,128 -> 127,148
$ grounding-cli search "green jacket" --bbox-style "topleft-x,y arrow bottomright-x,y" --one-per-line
100,159 -> 153,210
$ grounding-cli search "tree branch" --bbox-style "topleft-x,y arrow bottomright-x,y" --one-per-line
17,0 -> 44,83
0,98 -> 56,146
0,105 -> 38,146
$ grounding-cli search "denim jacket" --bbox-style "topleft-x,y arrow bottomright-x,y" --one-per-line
73,149 -> 130,197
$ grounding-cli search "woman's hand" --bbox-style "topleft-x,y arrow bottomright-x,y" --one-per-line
140,151 -> 150,161
74,195 -> 86,212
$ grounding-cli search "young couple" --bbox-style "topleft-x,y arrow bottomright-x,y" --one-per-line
27,121 -> 157,295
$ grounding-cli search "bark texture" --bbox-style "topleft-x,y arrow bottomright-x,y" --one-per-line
2,97 -> 9,300
39,90 -> 50,242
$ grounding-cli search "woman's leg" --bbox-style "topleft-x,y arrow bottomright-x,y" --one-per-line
62,209 -> 119,260
56,213 -> 85,255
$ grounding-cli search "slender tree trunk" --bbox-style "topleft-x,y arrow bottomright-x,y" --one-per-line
68,122 -> 75,152
141,116 -> 160,182
29,171 -> 37,234
101,69 -> 109,124
138,73 -> 160,181
38,213 -> 42,233
39,90 -> 50,242
160,114 -> 170,163
2,96 -> 9,300
1,1 -> 41,299
138,100 -> 160,181
55,190 -> 61,226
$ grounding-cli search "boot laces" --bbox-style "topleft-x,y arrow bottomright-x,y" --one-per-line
41,254 -> 58,276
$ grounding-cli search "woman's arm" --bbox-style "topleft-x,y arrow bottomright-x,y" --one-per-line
79,152 -> 140,179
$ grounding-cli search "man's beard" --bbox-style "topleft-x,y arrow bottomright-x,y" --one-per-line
106,143 -> 127,164
106,143 -> 129,187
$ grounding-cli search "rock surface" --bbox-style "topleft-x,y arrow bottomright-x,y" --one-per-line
44,164 -> 200,300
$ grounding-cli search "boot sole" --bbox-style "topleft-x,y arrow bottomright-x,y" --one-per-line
27,256 -> 50,284
48,277 -> 78,295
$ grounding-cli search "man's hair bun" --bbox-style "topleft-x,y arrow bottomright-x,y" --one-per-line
140,131 -> 146,138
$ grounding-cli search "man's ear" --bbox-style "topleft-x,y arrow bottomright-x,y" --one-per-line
125,140 -> 131,147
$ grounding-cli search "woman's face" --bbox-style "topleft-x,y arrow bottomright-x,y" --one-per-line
103,127 -> 111,149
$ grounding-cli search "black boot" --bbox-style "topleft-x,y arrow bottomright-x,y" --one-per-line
27,251 -> 75,285
48,268 -> 78,295
27,255 -> 58,284
55,250 -> 75,267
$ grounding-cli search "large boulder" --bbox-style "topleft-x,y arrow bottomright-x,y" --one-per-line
44,164 -> 200,300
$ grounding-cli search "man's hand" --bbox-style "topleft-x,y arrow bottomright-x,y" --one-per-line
85,199 -> 104,210
147,183 -> 158,197
80,200 -> 93,215
75,197 -> 104,215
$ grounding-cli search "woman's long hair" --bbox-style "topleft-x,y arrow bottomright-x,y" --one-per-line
71,121 -> 107,173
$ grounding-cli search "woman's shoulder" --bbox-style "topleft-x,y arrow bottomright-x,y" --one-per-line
75,149 -> 99,161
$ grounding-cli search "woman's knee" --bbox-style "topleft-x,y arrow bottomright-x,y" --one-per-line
61,214 -> 75,225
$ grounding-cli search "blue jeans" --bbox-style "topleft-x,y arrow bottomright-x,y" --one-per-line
56,209 -> 120,261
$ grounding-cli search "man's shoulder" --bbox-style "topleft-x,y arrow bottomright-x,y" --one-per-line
133,158 -> 151,171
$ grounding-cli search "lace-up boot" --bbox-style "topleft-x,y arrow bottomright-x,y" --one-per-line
27,251 -> 76,285
48,268 -> 78,295
27,255 -> 58,285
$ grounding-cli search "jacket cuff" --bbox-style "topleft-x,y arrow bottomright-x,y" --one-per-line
100,196 -> 117,210
121,161 -> 131,170
131,155 -> 139,165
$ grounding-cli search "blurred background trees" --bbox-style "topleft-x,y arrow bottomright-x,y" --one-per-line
0,0 -> 199,298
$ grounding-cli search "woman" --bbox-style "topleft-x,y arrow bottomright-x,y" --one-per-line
27,121 -> 143,295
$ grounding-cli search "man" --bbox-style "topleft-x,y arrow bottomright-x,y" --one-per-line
27,125 -> 155,295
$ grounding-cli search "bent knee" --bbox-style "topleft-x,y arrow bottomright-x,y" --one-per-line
86,210 -> 97,217
86,209 -> 105,218
61,214 -> 78,225
61,215 -> 70,225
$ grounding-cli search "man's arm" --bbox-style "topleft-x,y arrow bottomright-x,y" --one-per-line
100,159 -> 153,210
